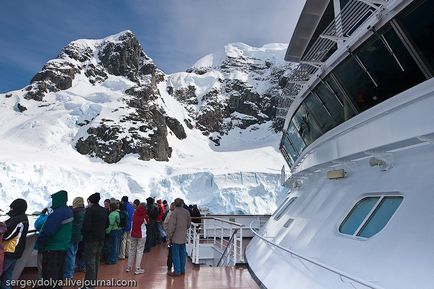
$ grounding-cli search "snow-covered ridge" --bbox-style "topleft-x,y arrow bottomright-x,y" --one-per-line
193,42 -> 288,69
0,31 -> 290,214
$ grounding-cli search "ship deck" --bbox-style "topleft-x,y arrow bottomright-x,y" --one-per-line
18,243 -> 259,289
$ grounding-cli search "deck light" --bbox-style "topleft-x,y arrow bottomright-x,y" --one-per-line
369,156 -> 391,171
326,169 -> 346,179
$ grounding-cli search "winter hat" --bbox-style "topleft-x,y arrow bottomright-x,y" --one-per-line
88,193 -> 101,204
0,221 -> 7,234
146,197 -> 154,205
72,197 -> 84,208
8,198 -> 27,216
51,190 -> 68,209
121,196 -> 129,203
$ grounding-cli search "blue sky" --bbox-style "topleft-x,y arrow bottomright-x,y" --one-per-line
0,0 -> 305,93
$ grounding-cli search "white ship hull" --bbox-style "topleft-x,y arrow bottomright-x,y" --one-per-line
246,78 -> 434,288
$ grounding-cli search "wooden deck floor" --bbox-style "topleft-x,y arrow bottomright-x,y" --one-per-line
18,243 -> 259,289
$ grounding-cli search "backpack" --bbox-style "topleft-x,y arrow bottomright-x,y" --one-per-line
119,210 -> 129,229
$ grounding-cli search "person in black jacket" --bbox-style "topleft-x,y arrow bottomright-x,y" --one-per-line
81,193 -> 107,289
144,197 -> 158,252
1,199 -> 28,289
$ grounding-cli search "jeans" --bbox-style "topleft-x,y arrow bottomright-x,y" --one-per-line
76,241 -> 86,271
167,244 -> 173,271
156,222 -> 166,243
144,223 -> 153,252
84,241 -> 103,287
41,250 -> 67,289
64,242 -> 79,279
0,257 -> 17,289
105,230 -> 121,264
171,243 -> 186,275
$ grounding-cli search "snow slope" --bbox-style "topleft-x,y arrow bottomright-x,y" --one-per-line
0,33 -> 289,214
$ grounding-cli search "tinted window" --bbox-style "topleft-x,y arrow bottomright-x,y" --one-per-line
397,0 -> 434,73
292,104 -> 322,146
324,75 -> 358,120
340,196 -> 403,238
282,132 -> 299,163
340,197 -> 379,235
358,197 -> 403,238
288,121 -> 306,155
357,25 -> 425,101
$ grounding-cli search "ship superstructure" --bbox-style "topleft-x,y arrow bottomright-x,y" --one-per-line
246,0 -> 434,288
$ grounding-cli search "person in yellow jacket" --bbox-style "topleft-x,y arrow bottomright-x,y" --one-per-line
1,199 -> 28,289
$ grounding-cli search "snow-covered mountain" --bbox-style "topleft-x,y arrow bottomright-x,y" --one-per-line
167,42 -> 294,145
0,30 -> 292,214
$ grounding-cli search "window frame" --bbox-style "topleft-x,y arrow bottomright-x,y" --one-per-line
274,196 -> 298,221
337,193 -> 403,240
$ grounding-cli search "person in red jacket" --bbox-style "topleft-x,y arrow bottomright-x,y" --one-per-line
126,203 -> 149,275
155,200 -> 166,243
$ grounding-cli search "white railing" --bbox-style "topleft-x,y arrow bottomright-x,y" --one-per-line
249,223 -> 384,289
186,217 -> 245,266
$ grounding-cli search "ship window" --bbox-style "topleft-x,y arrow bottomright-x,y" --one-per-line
306,81 -> 349,133
288,121 -> 306,153
333,54 -> 377,112
333,23 -> 426,113
397,0 -> 434,74
281,132 -> 296,163
292,104 -> 322,146
339,196 -> 403,238
280,146 -> 294,167
357,25 -> 425,100
324,75 -> 358,120
274,197 -> 297,221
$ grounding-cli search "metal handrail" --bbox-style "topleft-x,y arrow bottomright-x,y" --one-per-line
216,228 -> 238,266
187,217 -> 245,265
249,223 -> 384,289
193,216 -> 244,227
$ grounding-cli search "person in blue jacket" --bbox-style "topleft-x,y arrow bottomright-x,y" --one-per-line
34,202 -> 51,280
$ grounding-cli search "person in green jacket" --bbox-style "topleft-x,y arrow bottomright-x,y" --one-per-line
104,202 -> 121,265
37,190 -> 73,288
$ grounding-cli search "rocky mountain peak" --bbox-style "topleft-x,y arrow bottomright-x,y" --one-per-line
3,33 -> 292,164
24,30 -> 163,101
167,43 -> 293,145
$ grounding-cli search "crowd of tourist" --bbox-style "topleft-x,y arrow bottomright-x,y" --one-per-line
0,190 -> 202,289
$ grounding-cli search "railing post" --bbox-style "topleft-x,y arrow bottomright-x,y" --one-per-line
239,226 -> 244,263
195,226 -> 199,264
213,220 -> 217,245
233,227 -> 237,265
191,226 -> 195,262
204,218 -> 207,239
187,227 -> 191,257
220,225 -> 224,249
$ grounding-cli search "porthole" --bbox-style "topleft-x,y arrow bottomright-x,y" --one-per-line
339,195 -> 403,238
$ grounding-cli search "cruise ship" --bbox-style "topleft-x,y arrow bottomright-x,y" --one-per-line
4,1 -> 433,289
246,0 -> 434,288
